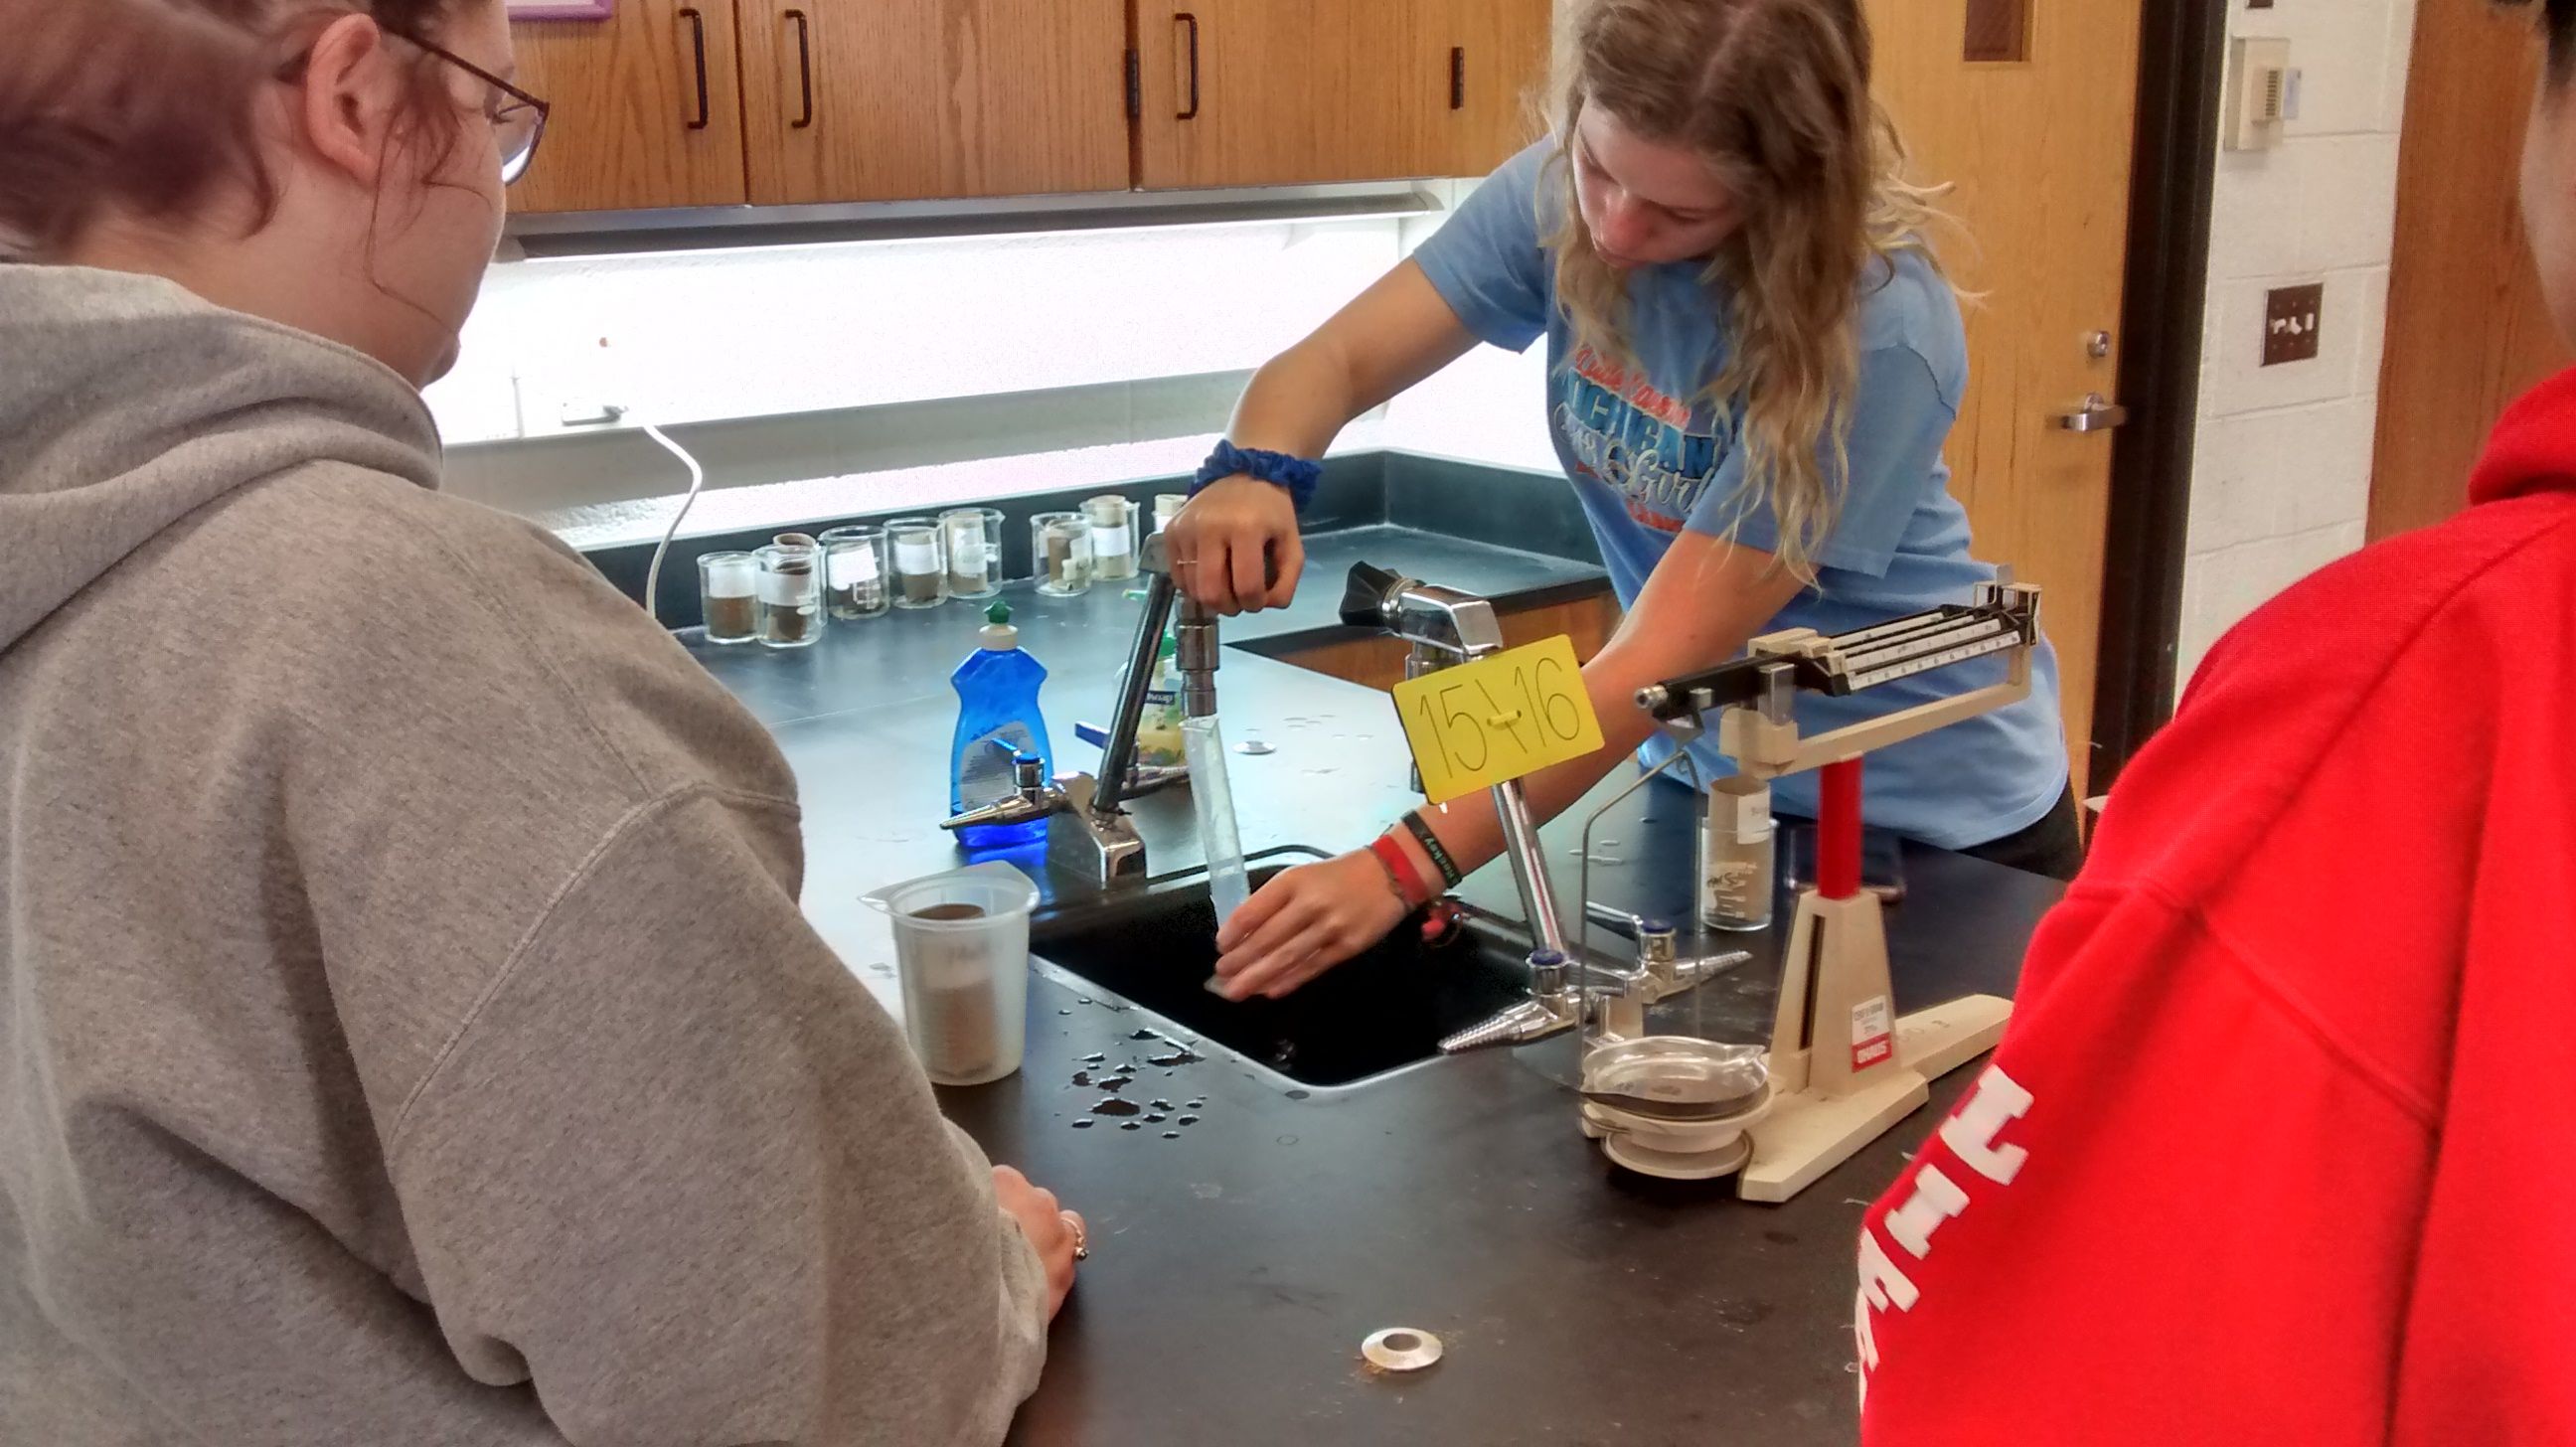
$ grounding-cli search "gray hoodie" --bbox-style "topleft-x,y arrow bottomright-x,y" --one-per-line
0,265 -> 1047,1445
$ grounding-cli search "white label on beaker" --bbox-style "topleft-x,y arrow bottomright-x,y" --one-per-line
759,569 -> 812,606
951,537 -> 991,571
1094,524 -> 1132,560
828,549 -> 880,587
1733,787 -> 1773,840
896,537 -> 940,573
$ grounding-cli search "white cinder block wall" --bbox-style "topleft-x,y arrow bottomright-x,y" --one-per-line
2178,0 -> 2419,682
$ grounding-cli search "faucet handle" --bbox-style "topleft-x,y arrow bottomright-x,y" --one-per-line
1527,948 -> 1571,1000
1339,561 -> 1408,629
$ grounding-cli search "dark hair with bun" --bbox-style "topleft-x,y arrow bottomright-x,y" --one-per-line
0,0 -> 472,259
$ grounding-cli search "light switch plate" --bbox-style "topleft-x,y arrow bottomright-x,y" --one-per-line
2263,283 -> 2325,368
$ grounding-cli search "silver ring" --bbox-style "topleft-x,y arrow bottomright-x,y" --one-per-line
1062,1210 -> 1089,1260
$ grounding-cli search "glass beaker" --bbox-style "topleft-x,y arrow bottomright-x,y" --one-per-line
1032,512 -> 1093,597
699,550 -> 758,644
754,541 -> 823,649
860,861 -> 1039,1085
1153,493 -> 1188,534
1082,495 -> 1139,581
887,517 -> 947,610
1701,775 -> 1775,932
818,526 -> 890,620
941,507 -> 1004,599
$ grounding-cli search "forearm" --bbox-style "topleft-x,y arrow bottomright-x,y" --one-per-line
1387,661 -> 1665,884
1225,338 -> 1366,460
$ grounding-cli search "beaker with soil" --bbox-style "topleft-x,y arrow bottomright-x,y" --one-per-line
861,862 -> 1039,1085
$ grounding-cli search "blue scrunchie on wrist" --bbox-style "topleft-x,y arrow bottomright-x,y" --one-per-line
1193,441 -> 1323,512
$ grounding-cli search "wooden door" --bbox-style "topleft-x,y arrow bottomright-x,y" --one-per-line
1412,0 -> 1555,179
738,0 -> 1130,205
509,0 -> 750,215
1865,0 -> 2145,801
1133,0 -> 1426,190
2370,0 -> 2568,542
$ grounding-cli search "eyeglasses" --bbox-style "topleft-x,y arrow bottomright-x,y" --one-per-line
398,34 -> 552,187
278,30 -> 553,187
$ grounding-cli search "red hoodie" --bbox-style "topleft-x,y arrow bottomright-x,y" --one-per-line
1856,370 -> 2576,1444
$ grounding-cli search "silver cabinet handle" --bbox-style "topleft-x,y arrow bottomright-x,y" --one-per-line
2058,394 -> 2129,433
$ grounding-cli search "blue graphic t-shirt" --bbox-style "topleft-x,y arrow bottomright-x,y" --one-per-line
1410,141 -> 2068,849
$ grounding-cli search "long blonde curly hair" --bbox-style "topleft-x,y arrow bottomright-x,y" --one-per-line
1544,0 -> 1956,577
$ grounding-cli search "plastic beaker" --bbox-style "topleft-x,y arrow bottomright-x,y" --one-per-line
861,861 -> 1039,1085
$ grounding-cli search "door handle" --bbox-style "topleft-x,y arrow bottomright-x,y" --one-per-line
1176,13 -> 1201,120
786,8 -> 814,129
2057,394 -> 2129,433
679,6 -> 711,130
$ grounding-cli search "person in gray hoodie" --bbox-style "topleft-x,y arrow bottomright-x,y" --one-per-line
0,1 -> 1080,1442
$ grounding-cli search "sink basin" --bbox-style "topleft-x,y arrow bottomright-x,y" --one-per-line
1030,850 -> 1540,1089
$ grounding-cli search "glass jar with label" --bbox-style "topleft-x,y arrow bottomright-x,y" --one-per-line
941,507 -> 1004,599
1153,493 -> 1188,535
817,525 -> 890,620
886,517 -> 948,610
699,551 -> 758,644
1031,512 -> 1093,597
1082,495 -> 1138,581
755,541 -> 824,648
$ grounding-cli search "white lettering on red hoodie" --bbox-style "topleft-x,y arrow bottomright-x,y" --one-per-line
1858,369 -> 2576,1443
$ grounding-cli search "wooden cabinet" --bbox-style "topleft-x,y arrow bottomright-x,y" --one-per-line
1132,0 -> 1420,190
511,0 -> 749,215
510,0 -> 1553,215
736,0 -> 1131,205
1413,0 -> 1555,180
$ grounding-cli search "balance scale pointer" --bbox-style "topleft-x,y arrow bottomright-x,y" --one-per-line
1635,575 -> 2041,1204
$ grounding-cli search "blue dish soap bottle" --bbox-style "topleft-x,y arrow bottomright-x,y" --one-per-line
951,601 -> 1054,850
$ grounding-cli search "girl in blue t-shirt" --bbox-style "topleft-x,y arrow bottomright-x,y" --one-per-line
1175,0 -> 2078,1002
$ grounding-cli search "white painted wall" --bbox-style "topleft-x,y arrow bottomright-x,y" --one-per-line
2177,0 -> 2419,682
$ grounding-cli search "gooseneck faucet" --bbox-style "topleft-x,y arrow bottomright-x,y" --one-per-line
1334,563 -> 1580,1050
940,533 -> 1215,887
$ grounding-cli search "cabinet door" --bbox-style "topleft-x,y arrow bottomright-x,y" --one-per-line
1133,0 -> 1431,190
738,0 -> 1130,205
509,0 -> 750,215
1414,0 -> 1553,178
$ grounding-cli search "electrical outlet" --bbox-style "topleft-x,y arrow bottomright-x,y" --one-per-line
2263,283 -> 2325,367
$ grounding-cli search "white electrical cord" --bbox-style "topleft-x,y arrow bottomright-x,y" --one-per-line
640,421 -> 708,628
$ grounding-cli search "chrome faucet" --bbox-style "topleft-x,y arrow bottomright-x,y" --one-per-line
1334,562 -> 1578,1049
940,533 -> 1215,889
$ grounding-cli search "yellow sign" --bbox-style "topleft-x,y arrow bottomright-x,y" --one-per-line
1390,635 -> 1606,805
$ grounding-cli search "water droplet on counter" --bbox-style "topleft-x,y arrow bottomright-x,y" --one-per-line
1057,1009 -> 1072,1016
1276,1135 -> 1300,1146
1078,997 -> 1093,1005
1070,1120 -> 1094,1130
1130,1029 -> 1160,1042
1179,1115 -> 1201,1126
1122,1122 -> 1143,1131
1235,736 -> 1276,756
1163,1131 -> 1181,1139
1091,1098 -> 1142,1117
1083,1052 -> 1107,1064
1146,1113 -> 1167,1124
1150,1099 -> 1174,1111
1285,1088 -> 1312,1100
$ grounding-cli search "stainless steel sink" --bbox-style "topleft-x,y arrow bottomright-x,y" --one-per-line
1029,848 -> 1539,1089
